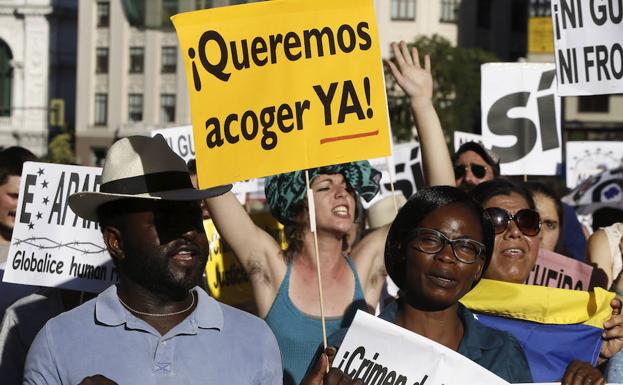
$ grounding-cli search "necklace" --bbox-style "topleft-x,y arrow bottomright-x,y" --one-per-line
117,292 -> 195,317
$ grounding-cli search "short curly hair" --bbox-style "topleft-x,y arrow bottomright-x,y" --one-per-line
384,185 -> 495,290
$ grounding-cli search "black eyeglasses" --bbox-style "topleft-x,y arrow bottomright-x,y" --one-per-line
486,207 -> 541,236
453,163 -> 488,179
409,228 -> 485,264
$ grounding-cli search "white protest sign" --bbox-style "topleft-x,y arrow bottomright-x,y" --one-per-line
551,0 -> 623,96
481,63 -> 562,175
334,311 -> 508,385
3,162 -> 114,293
566,141 -> 623,188
454,131 -> 484,153
366,141 -> 424,207
151,126 -> 261,194
152,125 -> 196,163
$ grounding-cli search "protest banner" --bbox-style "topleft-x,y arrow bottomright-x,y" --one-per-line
566,141 -> 623,188
204,212 -> 286,307
171,0 -> 391,188
151,125 -> 196,163
453,131 -> 483,153
334,311 -> 509,385
462,279 -> 614,382
526,248 -> 593,291
367,141 -> 423,207
551,0 -> 623,96
152,126 -> 262,194
562,167 -> 623,214
3,162 -> 114,293
481,63 -> 561,175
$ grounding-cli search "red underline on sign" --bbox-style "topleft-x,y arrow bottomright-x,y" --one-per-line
320,130 -> 379,144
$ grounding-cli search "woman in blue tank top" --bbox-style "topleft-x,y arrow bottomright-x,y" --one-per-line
205,41 -> 457,384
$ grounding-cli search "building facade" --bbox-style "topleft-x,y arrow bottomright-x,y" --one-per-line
0,0 -> 77,157
375,0 -> 460,58
75,0 -> 255,165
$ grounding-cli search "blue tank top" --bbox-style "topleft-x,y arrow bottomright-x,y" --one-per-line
265,257 -> 367,385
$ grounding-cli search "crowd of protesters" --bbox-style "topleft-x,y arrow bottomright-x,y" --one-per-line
0,41 -> 620,385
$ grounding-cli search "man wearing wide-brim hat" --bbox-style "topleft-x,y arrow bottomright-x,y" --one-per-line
23,135 -> 282,385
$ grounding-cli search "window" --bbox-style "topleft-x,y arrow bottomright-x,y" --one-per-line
530,0 -> 551,17
161,0 -> 178,28
160,94 -> 176,123
477,0 -> 492,28
161,46 -> 177,73
128,94 -> 143,122
97,1 -> 110,28
96,47 -> 108,74
578,95 -> 609,113
440,0 -> 460,23
0,39 -> 12,117
195,0 -> 213,9
94,93 -> 108,125
391,0 -> 416,21
129,47 -> 144,73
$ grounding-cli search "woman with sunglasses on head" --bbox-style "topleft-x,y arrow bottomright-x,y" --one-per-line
302,186 -> 533,384
470,178 -> 621,381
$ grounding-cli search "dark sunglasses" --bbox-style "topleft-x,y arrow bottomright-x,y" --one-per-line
485,207 -> 541,236
453,163 -> 488,179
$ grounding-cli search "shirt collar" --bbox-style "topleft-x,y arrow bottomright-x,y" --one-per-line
378,301 -> 502,359
95,285 -> 223,332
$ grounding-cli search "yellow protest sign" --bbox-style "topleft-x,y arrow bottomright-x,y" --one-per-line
172,0 -> 391,188
204,214 -> 286,307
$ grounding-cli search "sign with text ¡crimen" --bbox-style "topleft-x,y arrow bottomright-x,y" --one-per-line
171,0 -> 390,188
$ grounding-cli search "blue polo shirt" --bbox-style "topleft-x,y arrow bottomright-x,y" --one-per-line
323,302 -> 533,384
24,286 -> 282,385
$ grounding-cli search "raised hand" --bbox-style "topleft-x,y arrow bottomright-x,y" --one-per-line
385,41 -> 433,106
600,297 -> 623,362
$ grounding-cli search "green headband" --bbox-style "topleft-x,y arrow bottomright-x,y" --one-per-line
265,161 -> 381,225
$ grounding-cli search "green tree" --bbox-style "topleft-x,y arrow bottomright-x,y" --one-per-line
46,132 -> 76,164
387,34 -> 499,143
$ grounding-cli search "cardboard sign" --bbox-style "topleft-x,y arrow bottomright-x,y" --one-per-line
566,141 -> 623,189
526,249 -> 593,291
453,131 -> 484,153
152,125 -> 196,163
367,141 -> 424,206
3,162 -> 114,293
481,63 -> 562,175
172,0 -> 391,188
334,311 -> 509,385
204,212 -> 286,307
551,0 -> 623,96
151,126 -> 262,194
562,167 -> 623,214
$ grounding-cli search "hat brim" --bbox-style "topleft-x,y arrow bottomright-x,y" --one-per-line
68,185 -> 232,222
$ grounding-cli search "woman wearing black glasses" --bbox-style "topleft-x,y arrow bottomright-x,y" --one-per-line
303,185 -> 533,384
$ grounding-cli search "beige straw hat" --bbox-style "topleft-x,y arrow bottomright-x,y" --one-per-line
68,135 -> 231,222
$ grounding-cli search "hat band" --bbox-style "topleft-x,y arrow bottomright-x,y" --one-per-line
100,171 -> 193,195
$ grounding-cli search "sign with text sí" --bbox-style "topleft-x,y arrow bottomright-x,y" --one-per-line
334,311 -> 509,385
3,162 -> 114,293
171,0 -> 391,188
481,63 -> 561,175
453,131 -> 483,153
551,0 -> 623,96
526,249 -> 593,291
566,141 -> 623,189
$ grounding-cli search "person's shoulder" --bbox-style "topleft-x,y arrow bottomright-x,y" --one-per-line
40,294 -> 98,333
219,301 -> 270,331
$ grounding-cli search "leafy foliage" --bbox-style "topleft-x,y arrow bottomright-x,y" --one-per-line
386,34 -> 499,143
46,132 -> 76,165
